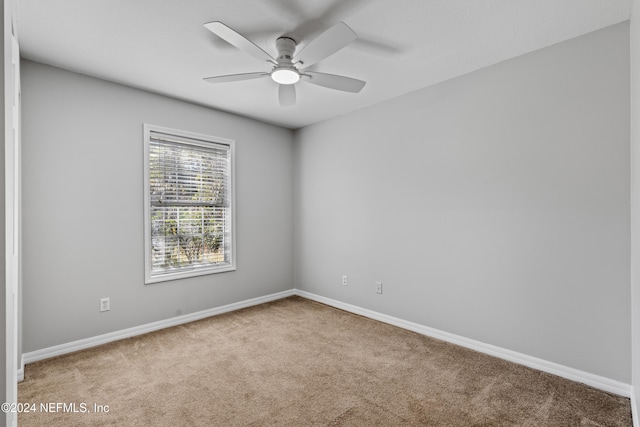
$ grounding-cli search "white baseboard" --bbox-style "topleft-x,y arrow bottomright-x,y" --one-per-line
20,289 -> 295,373
19,287 -> 633,401
294,290 -> 632,398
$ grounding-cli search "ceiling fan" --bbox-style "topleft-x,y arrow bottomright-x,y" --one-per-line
203,21 -> 366,107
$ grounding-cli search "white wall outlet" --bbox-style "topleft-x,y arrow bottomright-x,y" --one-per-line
342,275 -> 348,286
99,297 -> 110,312
376,281 -> 383,294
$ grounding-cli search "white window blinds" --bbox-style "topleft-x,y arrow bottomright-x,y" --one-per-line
144,125 -> 235,283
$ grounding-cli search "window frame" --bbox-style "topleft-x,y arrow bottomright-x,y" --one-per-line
143,123 -> 236,284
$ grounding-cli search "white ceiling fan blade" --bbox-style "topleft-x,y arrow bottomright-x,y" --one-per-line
204,21 -> 274,63
204,72 -> 270,84
294,22 -> 357,69
279,84 -> 296,107
304,71 -> 365,93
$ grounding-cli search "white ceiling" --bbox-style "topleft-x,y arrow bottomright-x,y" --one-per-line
17,0 -> 632,129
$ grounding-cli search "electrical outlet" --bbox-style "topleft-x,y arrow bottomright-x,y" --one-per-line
99,297 -> 110,312
376,281 -> 383,294
342,275 -> 348,286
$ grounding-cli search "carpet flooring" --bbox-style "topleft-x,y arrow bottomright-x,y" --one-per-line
18,296 -> 631,426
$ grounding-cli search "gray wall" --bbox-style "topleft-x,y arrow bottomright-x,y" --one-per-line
630,0 -> 640,412
21,60 -> 294,352
294,23 -> 631,382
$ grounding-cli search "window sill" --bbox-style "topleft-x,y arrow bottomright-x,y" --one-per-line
145,264 -> 236,284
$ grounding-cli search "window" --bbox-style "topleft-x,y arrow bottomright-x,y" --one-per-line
144,124 -> 235,284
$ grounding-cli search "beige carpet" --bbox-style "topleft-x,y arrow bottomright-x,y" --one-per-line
19,296 -> 631,426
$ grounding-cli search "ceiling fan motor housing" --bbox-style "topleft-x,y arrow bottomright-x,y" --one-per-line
276,37 -> 297,63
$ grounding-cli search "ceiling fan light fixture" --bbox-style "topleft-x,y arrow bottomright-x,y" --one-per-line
271,67 -> 300,85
